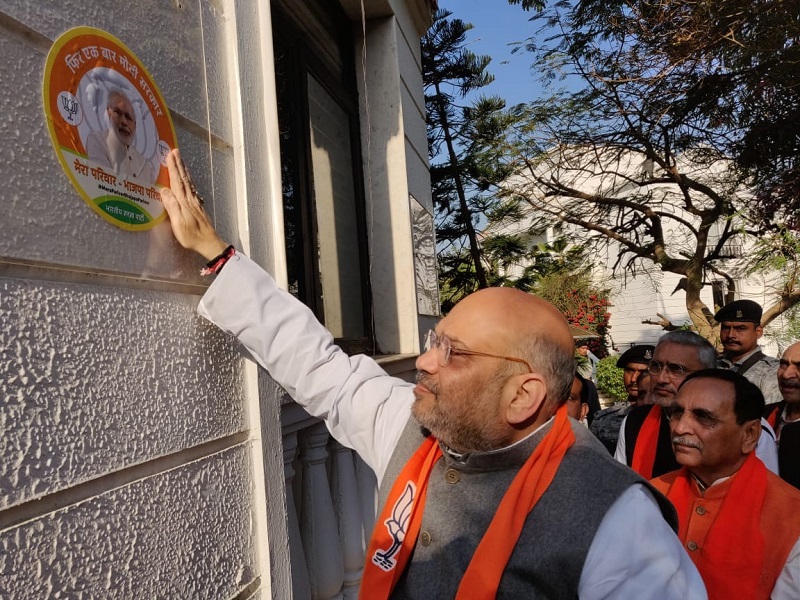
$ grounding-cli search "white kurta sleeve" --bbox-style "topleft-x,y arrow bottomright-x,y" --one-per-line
197,253 -> 414,482
771,537 -> 800,599
578,485 -> 708,599
613,414 -> 629,465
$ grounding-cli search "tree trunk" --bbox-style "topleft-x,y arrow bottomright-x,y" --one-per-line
434,86 -> 488,288
683,266 -> 719,347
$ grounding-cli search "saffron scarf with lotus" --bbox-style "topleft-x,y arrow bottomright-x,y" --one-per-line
360,405 -> 576,599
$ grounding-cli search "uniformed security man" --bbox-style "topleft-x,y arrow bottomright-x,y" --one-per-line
590,345 -> 654,455
715,299 -> 781,404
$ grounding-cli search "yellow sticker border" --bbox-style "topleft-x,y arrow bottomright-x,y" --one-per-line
43,26 -> 177,232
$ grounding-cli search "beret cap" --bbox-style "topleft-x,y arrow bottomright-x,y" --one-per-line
616,345 -> 655,368
714,299 -> 762,324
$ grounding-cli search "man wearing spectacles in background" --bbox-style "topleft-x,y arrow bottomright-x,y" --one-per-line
160,149 -> 706,599
616,330 -> 777,478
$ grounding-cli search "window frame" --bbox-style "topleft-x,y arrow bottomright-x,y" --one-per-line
271,2 -> 374,354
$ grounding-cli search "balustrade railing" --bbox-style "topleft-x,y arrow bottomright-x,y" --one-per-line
280,354 -> 416,599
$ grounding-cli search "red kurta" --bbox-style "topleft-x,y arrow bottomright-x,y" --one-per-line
652,454 -> 800,600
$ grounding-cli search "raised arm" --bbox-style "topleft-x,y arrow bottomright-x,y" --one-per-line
160,149 -> 414,480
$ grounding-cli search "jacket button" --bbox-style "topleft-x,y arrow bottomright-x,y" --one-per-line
419,531 -> 432,546
445,468 -> 460,484
696,506 -> 706,515
687,541 -> 698,551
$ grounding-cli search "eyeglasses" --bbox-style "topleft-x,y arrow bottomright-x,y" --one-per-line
423,330 -> 533,372
647,360 -> 697,379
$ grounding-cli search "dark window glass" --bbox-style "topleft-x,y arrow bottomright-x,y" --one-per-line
272,2 -> 372,352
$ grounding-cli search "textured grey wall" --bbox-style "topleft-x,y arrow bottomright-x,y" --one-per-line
0,1 -> 261,596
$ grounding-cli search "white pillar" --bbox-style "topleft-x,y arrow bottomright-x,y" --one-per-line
330,441 -> 366,599
299,422 -> 344,599
284,431 -> 312,600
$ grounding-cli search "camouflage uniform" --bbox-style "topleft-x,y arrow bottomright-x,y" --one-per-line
718,346 -> 781,405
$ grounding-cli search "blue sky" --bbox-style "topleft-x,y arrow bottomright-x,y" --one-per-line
438,0 -> 545,106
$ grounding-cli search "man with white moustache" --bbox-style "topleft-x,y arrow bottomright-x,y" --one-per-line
653,370 -> 800,600
85,89 -> 156,184
764,342 -> 800,488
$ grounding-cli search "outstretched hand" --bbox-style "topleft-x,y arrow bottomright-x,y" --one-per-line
161,148 -> 229,260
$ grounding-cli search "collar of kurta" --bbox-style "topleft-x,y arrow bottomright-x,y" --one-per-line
441,415 -> 555,471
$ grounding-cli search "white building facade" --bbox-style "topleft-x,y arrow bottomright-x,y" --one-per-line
493,148 -> 783,357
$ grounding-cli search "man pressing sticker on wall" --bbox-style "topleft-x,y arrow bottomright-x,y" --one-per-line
161,149 -> 706,599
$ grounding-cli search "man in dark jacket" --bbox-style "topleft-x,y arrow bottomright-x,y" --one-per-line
590,345 -> 654,454
764,342 -> 800,488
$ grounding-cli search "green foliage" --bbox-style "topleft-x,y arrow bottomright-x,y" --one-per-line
532,268 -> 612,357
764,304 -> 800,356
424,9 -> 614,319
602,0 -> 800,229
743,227 -> 800,328
745,228 -> 800,279
437,250 -> 480,314
424,9 -> 528,311
596,356 -> 627,402
424,9 -> 495,297
494,0 -> 800,339
546,0 -> 800,227
507,0 -> 546,11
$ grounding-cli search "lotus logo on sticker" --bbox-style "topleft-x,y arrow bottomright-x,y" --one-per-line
57,91 -> 82,125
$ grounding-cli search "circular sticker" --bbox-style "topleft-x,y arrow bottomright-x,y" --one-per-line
43,27 -> 177,231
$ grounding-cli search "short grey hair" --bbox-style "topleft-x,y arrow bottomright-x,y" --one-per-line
516,335 -> 576,409
657,330 -> 717,368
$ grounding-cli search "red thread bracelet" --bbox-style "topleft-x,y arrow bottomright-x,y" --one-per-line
200,245 -> 236,276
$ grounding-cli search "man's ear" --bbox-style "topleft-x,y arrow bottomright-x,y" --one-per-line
506,373 -> 547,425
755,325 -> 764,340
741,419 -> 761,454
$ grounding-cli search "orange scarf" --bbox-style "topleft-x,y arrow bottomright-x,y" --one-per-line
360,405 -> 576,600
631,404 -> 662,479
766,404 -> 780,429
663,454 -> 767,600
